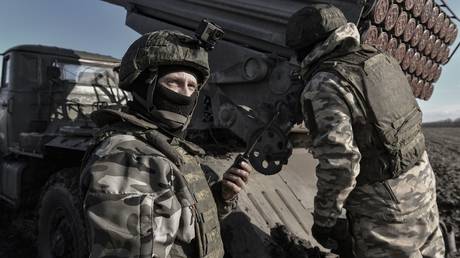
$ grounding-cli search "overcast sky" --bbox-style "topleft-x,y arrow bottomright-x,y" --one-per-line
0,0 -> 459,122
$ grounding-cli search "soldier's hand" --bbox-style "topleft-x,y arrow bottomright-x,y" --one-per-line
311,223 -> 338,250
221,160 -> 252,200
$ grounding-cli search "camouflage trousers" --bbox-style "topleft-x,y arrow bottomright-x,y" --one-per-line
349,204 -> 445,258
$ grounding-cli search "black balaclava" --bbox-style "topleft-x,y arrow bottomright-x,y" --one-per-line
154,65 -> 199,117
153,84 -> 198,117
128,66 -> 200,137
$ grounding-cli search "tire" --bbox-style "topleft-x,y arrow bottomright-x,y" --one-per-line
37,168 -> 88,258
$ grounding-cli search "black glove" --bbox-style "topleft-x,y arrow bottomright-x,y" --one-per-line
311,223 -> 338,250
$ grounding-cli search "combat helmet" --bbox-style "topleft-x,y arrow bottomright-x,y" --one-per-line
286,4 -> 347,53
119,30 -> 210,91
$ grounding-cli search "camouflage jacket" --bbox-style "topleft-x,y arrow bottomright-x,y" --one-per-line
300,23 -> 437,227
80,110 -> 235,258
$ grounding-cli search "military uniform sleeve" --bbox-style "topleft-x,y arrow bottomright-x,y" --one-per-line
80,134 -> 195,258
301,72 -> 361,227
210,181 -> 238,219
200,164 -> 238,219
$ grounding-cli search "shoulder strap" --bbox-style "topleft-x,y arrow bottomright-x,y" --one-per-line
91,109 -> 159,130
306,46 -> 380,120
303,44 -> 377,80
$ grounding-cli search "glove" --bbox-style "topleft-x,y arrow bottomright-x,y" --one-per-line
311,223 -> 338,250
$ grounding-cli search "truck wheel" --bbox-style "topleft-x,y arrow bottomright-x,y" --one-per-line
38,168 -> 87,258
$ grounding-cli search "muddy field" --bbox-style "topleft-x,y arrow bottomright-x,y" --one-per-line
0,127 -> 459,257
423,127 -> 460,255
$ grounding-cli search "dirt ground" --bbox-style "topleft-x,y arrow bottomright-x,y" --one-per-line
423,127 -> 460,255
0,127 -> 459,257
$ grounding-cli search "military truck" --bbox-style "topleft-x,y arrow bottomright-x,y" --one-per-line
0,44 -> 318,257
0,0 -> 459,257
102,0 -> 459,256
103,0 -> 460,175
0,45 -> 125,257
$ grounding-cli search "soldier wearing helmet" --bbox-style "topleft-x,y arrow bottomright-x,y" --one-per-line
80,30 -> 252,258
286,4 -> 444,258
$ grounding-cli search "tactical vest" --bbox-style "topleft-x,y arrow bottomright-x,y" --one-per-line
91,111 -> 224,258
160,136 -> 225,258
305,45 -> 426,185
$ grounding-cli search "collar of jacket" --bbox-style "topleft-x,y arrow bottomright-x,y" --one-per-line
300,23 -> 361,79
91,108 -> 206,157
91,109 -> 159,130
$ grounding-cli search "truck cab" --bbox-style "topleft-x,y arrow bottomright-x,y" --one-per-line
0,45 -> 125,207
0,45 -> 129,258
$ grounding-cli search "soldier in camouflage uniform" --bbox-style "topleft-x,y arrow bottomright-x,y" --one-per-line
286,4 -> 445,258
80,30 -> 252,258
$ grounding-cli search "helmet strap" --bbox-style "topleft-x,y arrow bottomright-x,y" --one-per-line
131,70 -> 158,113
145,72 -> 158,112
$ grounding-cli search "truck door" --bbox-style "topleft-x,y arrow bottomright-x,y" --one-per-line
0,54 -> 11,154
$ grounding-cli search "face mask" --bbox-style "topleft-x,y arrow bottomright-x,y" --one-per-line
153,84 -> 198,117
129,70 -> 200,135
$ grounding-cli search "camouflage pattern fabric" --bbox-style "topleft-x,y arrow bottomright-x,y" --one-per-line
168,141 -> 225,258
81,133 -> 195,258
350,204 -> 445,258
300,23 -> 361,79
119,30 -> 210,91
80,117 -> 231,258
299,23 -> 444,256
